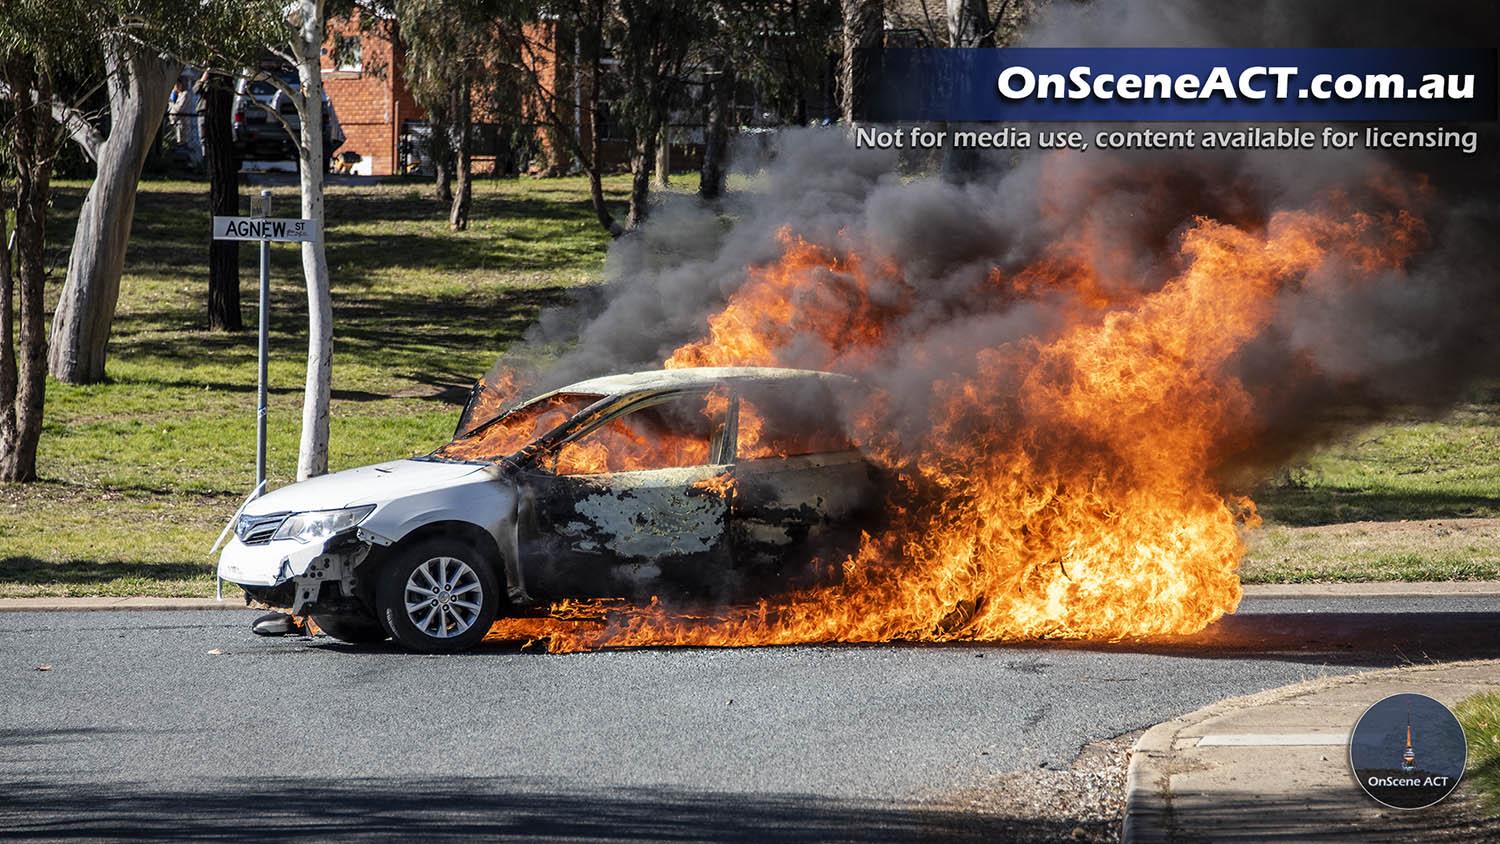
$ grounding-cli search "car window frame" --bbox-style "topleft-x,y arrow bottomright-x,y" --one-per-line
524,387 -> 735,475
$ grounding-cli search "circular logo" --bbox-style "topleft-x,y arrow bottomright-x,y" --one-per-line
1349,693 -> 1467,810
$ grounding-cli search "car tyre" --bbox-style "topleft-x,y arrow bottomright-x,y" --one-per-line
309,612 -> 388,644
377,537 -> 500,653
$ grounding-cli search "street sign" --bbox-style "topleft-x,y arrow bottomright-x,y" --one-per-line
212,216 -> 318,242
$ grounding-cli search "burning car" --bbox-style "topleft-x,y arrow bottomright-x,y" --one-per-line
217,367 -> 881,652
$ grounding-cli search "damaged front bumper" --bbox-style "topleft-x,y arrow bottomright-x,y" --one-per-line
218,526 -> 392,615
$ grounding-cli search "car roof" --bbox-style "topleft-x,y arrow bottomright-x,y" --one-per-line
553,366 -> 855,398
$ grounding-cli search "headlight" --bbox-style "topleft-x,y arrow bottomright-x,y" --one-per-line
271,505 -> 375,544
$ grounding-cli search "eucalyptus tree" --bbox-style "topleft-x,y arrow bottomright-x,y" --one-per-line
1,0 -> 282,478
0,0 -> 95,480
610,0 -> 712,228
46,0 -> 284,385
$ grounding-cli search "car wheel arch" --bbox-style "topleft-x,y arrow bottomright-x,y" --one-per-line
385,520 -> 504,574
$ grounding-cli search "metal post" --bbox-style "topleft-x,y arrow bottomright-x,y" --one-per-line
255,189 -> 271,495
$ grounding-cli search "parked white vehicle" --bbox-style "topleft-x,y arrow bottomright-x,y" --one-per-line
218,367 -> 880,652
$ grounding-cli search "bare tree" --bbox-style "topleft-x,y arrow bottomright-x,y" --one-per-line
513,0 -> 623,236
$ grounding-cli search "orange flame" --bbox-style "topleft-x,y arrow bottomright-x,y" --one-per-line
480,170 -> 1427,652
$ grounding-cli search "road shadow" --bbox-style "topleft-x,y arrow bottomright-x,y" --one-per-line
1253,487 -> 1500,525
1140,779 -> 1499,843
1002,609 -> 1500,668
302,603 -> 1500,671
0,777 -> 1104,843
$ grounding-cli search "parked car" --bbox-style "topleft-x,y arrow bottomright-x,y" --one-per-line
217,367 -> 882,652
232,70 -> 343,170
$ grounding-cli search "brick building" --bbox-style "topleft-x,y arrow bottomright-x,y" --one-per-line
320,10 -> 423,176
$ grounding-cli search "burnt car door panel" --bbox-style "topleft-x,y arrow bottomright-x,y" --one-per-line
515,389 -> 739,601
725,387 -> 880,584
729,451 -> 878,582
517,465 -> 732,601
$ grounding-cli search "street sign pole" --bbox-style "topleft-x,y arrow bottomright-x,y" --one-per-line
255,189 -> 271,494
211,202 -> 316,499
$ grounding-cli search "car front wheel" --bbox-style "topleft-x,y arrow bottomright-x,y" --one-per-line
377,538 -> 500,653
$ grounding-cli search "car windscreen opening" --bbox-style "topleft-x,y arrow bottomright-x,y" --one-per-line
433,393 -> 600,462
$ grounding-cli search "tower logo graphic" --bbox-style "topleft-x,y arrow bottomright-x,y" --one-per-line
1401,706 -> 1416,773
1350,693 -> 1466,810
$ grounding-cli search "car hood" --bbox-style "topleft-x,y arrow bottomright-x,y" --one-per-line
243,458 -> 490,515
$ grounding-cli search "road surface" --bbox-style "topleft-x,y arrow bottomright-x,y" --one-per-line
2,594 -> 1496,841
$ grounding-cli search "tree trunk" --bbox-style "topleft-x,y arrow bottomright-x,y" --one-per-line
292,0 -> 332,481
448,77 -> 472,232
0,60 -> 56,482
47,38 -> 181,384
698,62 -> 733,201
1,187 -> 12,456
626,129 -> 654,230
201,74 -> 242,331
431,110 -> 453,203
581,29 -> 622,238
652,124 -> 670,189
946,0 -> 994,47
839,0 -> 883,126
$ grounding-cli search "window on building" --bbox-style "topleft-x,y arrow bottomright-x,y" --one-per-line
334,35 -> 362,72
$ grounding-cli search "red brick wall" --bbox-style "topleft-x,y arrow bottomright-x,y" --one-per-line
321,13 -> 424,175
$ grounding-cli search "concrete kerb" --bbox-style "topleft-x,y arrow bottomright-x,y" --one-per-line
1120,658 -> 1500,844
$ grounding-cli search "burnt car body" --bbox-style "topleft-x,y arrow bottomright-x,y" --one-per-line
217,367 -> 881,652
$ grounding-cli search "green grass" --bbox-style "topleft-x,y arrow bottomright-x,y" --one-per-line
1251,394 -> 1500,526
2,174 -> 1498,596
1240,392 -> 1500,583
1455,692 -> 1500,813
3,174 -> 628,597
1240,519 -> 1500,583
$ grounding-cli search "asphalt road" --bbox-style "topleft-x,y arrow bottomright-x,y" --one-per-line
2,594 -> 1497,841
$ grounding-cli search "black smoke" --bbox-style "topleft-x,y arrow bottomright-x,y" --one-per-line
484,0 -> 1499,482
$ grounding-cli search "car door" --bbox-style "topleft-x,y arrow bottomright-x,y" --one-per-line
516,390 -> 736,601
728,385 -> 880,588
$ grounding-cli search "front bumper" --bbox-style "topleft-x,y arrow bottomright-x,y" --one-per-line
218,534 -> 331,587
219,528 -> 385,616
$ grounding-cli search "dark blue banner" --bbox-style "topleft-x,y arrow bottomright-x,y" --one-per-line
860,48 -> 1497,122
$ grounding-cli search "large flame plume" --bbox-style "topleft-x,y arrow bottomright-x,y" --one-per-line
483,163 -> 1429,652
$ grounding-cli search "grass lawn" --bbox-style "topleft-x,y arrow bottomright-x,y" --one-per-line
1,174 -> 1498,596
1455,692 -> 1500,814
2,173 -> 626,597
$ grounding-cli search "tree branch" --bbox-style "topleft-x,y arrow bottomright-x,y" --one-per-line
51,99 -> 106,161
0,80 -> 106,162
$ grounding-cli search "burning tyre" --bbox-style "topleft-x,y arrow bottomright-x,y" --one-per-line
216,367 -> 880,653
